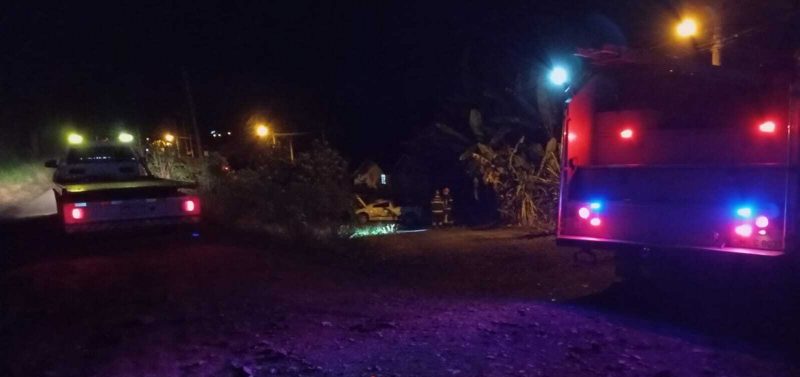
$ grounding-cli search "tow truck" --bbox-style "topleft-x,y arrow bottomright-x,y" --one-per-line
45,140 -> 201,233
557,49 -> 798,277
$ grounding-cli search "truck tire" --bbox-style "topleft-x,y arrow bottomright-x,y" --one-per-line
357,213 -> 369,224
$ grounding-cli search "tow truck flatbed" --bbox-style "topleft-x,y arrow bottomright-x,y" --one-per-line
59,178 -> 195,194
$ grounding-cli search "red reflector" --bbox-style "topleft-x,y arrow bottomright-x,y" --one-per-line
759,121 -> 776,133
71,208 -> 84,220
735,224 -> 753,237
578,207 -> 590,219
590,218 -> 601,226
620,129 -> 633,139
755,216 -> 769,228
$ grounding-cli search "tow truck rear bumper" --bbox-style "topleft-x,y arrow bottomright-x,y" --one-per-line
64,216 -> 200,234
557,235 -> 785,257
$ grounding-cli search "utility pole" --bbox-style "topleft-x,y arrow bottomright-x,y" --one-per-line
181,68 -> 204,158
710,8 -> 722,66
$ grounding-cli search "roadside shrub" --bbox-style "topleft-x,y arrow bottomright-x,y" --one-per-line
146,143 -> 203,182
203,140 -> 352,240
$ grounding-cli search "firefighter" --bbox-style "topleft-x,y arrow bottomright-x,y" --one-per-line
442,186 -> 453,225
431,190 -> 444,227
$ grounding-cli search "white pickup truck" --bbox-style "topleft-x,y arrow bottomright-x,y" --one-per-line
45,142 -> 201,233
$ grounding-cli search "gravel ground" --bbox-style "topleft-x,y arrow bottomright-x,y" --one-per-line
1,226 -> 798,376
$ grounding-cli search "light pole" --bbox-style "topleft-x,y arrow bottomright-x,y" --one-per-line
254,123 -> 308,163
676,13 -> 721,66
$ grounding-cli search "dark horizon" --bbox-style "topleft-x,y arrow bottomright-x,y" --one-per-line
1,1 -> 796,164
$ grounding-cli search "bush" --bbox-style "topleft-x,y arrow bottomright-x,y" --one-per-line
146,143 -> 203,182
202,140 -> 352,240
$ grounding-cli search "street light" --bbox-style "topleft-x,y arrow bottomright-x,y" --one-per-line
255,124 -> 269,138
548,66 -> 569,86
164,133 -> 175,143
676,18 -> 698,38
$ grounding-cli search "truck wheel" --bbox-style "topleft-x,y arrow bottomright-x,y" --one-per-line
357,213 -> 369,224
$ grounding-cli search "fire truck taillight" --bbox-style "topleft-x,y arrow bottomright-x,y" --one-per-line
735,224 -> 753,238
755,216 -> 769,228
758,121 -> 776,133
620,129 -> 634,139
578,202 -> 603,225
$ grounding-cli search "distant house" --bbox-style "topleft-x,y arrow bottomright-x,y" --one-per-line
353,160 -> 388,189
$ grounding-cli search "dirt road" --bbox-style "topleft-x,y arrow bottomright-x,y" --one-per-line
1,225 -> 797,376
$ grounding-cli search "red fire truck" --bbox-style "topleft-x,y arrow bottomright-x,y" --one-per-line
557,50 -> 798,278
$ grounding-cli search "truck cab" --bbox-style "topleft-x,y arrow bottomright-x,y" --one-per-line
46,142 -> 201,233
557,58 -> 797,266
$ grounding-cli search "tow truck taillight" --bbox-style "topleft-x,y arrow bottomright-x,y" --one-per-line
72,208 -> 84,220
182,197 -> 200,215
63,202 -> 87,224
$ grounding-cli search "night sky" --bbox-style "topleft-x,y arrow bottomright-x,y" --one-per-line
1,1 -> 796,162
